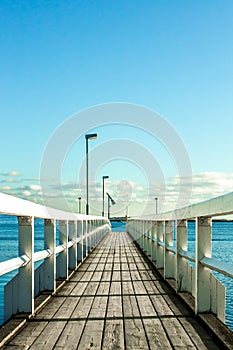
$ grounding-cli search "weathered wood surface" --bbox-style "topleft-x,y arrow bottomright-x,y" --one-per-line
3,232 -> 222,349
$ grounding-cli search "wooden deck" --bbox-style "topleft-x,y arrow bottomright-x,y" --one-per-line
3,232 -> 223,349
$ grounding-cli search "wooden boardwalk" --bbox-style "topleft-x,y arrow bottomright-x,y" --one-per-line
3,232 -> 223,349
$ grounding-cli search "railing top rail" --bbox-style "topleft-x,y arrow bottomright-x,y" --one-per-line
0,192 -> 107,221
130,191 -> 233,221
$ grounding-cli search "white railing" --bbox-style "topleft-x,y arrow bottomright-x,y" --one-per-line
0,192 -> 111,322
127,192 -> 233,325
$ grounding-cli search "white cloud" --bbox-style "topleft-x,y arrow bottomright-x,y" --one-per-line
5,178 -> 19,183
0,171 -> 20,177
29,184 -> 41,191
9,171 -> 20,177
164,171 -> 233,209
0,186 -> 11,191
22,190 -> 31,196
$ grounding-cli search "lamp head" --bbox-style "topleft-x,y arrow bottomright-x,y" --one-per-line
85,133 -> 98,140
103,175 -> 109,180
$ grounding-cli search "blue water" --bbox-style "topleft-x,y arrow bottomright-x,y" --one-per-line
111,221 -> 126,232
0,217 -> 232,331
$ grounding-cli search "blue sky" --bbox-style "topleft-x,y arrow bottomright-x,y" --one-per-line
1,1 -> 233,216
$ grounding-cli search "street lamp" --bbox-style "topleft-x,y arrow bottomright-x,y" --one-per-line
106,192 -> 116,219
85,133 -> 98,215
78,197 -> 81,214
154,197 -> 158,215
102,176 -> 109,216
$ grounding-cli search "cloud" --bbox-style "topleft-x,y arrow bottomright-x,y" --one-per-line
0,186 -> 11,191
0,178 -> 20,184
166,171 -> 233,206
1,171 -> 233,216
22,190 -> 31,196
18,184 -> 42,192
28,184 -> 41,191
0,171 -> 20,177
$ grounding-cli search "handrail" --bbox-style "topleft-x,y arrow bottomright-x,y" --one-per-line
127,191 -> 233,328
0,192 -> 105,221
179,249 -> 195,263
34,249 -> 52,262
0,192 -> 111,323
0,255 -> 30,276
200,257 -> 233,279
133,191 -> 233,221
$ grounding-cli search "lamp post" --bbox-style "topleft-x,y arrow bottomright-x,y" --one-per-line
106,192 -> 116,219
102,176 -> 109,217
85,133 -> 98,215
78,197 -> 81,214
154,197 -> 158,215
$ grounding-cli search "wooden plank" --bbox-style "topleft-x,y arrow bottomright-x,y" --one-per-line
78,297 -> 108,349
90,271 -> 103,281
102,319 -> 124,349
96,281 -> 110,295
82,281 -> 99,296
7,321 -> 49,348
53,296 -> 80,319
101,239 -> 124,350
57,281 -> 76,295
101,270 -> 112,281
29,321 -> 67,350
35,296 -> 66,319
78,320 -> 105,350
53,321 -> 85,349
123,292 -> 148,349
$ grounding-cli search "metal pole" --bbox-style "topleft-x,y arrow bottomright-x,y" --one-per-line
85,133 -> 98,215
78,197 -> 81,214
108,195 -> 110,219
155,197 -> 158,215
86,137 -> 89,215
102,176 -> 109,217
102,178 -> 104,217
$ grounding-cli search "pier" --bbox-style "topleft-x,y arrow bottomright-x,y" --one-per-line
0,192 -> 233,348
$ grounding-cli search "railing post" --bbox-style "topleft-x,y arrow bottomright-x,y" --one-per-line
156,221 -> 164,269
99,220 -> 103,242
18,216 -> 34,313
195,216 -> 212,314
164,220 -> 174,278
143,220 -> 148,254
43,219 -> 56,292
141,220 -> 144,251
147,220 -> 153,259
57,220 -> 68,279
83,220 -> 87,257
151,221 -> 157,262
176,219 -> 188,292
87,220 -> 90,253
69,221 -> 77,270
90,220 -> 93,250
140,220 -> 144,250
77,220 -> 83,262
93,220 -> 96,247
137,220 -> 141,244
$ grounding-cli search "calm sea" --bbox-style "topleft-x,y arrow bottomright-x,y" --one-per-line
0,217 -> 233,331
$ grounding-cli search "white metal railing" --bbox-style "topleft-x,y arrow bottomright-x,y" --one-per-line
127,191 -> 233,325
0,192 -> 111,322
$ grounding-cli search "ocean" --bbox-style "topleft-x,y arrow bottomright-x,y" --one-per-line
0,217 -> 232,331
